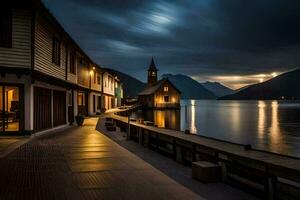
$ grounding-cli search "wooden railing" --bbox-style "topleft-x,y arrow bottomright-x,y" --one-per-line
106,114 -> 300,200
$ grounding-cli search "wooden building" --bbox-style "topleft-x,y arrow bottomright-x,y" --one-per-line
138,58 -> 181,109
0,0 -> 122,135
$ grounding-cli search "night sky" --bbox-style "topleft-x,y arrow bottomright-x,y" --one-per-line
43,0 -> 300,89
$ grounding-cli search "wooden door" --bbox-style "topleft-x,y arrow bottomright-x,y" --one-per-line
34,87 -> 52,132
53,90 -> 66,127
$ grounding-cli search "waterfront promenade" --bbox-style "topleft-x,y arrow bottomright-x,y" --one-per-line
0,118 -> 202,200
97,116 -> 257,200
106,112 -> 300,199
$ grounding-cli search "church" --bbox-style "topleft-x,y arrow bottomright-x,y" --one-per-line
138,58 -> 181,109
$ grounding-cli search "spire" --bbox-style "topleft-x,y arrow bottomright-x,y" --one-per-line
148,56 -> 158,71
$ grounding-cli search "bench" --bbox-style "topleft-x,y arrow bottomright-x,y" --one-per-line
192,161 -> 221,183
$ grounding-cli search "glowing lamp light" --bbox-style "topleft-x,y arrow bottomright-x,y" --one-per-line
92,67 -> 95,70
89,70 -> 94,76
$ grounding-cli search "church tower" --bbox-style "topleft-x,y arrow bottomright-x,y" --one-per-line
147,57 -> 158,86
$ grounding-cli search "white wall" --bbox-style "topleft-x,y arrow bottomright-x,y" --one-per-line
103,72 -> 115,96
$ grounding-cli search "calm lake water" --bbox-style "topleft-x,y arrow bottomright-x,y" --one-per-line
132,100 -> 300,157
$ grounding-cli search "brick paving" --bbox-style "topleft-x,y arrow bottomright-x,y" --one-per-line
0,118 -> 203,200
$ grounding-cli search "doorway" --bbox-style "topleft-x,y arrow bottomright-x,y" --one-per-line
0,84 -> 23,134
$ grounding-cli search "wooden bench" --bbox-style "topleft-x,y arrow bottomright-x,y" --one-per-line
192,161 -> 221,183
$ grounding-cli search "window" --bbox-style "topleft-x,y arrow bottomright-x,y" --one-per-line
0,8 -> 12,48
52,37 -> 61,66
152,71 -> 156,76
93,95 -> 96,112
94,72 -> 96,84
164,86 -> 168,92
69,50 -> 76,74
164,96 -> 169,103
77,93 -> 85,106
97,74 -> 100,85
97,96 -> 101,109
67,93 -> 72,106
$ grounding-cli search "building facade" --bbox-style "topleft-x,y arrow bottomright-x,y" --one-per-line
138,58 -> 181,109
0,0 -> 122,135
114,77 -> 123,107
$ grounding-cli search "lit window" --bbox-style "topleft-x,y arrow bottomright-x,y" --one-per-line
152,71 -> 156,76
164,86 -> 168,92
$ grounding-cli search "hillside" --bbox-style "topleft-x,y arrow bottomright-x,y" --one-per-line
219,69 -> 300,100
201,81 -> 234,97
161,74 -> 216,99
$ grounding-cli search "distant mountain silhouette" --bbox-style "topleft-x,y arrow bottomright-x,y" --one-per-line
162,74 -> 216,99
201,81 -> 234,97
234,85 -> 252,93
219,68 -> 300,100
104,68 -> 146,98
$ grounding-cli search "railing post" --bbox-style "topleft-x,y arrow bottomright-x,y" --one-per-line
173,138 -> 177,161
265,174 -> 277,200
138,128 -> 143,145
126,116 -> 130,140
175,145 -> 183,163
192,144 -> 196,162
155,133 -> 159,151
220,162 -> 228,182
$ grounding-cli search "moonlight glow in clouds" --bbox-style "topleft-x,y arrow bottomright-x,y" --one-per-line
43,0 -> 300,89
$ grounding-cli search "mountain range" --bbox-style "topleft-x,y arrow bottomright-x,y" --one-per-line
161,74 -> 217,99
219,68 -> 300,100
105,69 -> 234,99
201,81 -> 234,97
106,68 -> 300,100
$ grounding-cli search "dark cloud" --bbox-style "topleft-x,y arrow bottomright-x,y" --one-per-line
43,0 -> 300,88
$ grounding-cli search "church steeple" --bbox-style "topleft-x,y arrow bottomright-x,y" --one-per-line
147,57 -> 158,86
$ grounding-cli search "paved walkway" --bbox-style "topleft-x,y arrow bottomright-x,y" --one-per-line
97,117 -> 257,200
0,136 -> 29,158
0,118 -> 202,200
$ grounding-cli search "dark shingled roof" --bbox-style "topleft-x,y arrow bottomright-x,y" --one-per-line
138,78 -> 181,96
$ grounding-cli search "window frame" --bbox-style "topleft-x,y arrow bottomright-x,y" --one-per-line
69,49 -> 76,74
97,74 -> 100,85
52,37 -> 61,66
0,8 -> 12,48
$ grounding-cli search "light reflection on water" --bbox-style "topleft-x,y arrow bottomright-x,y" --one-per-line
133,100 -> 300,157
